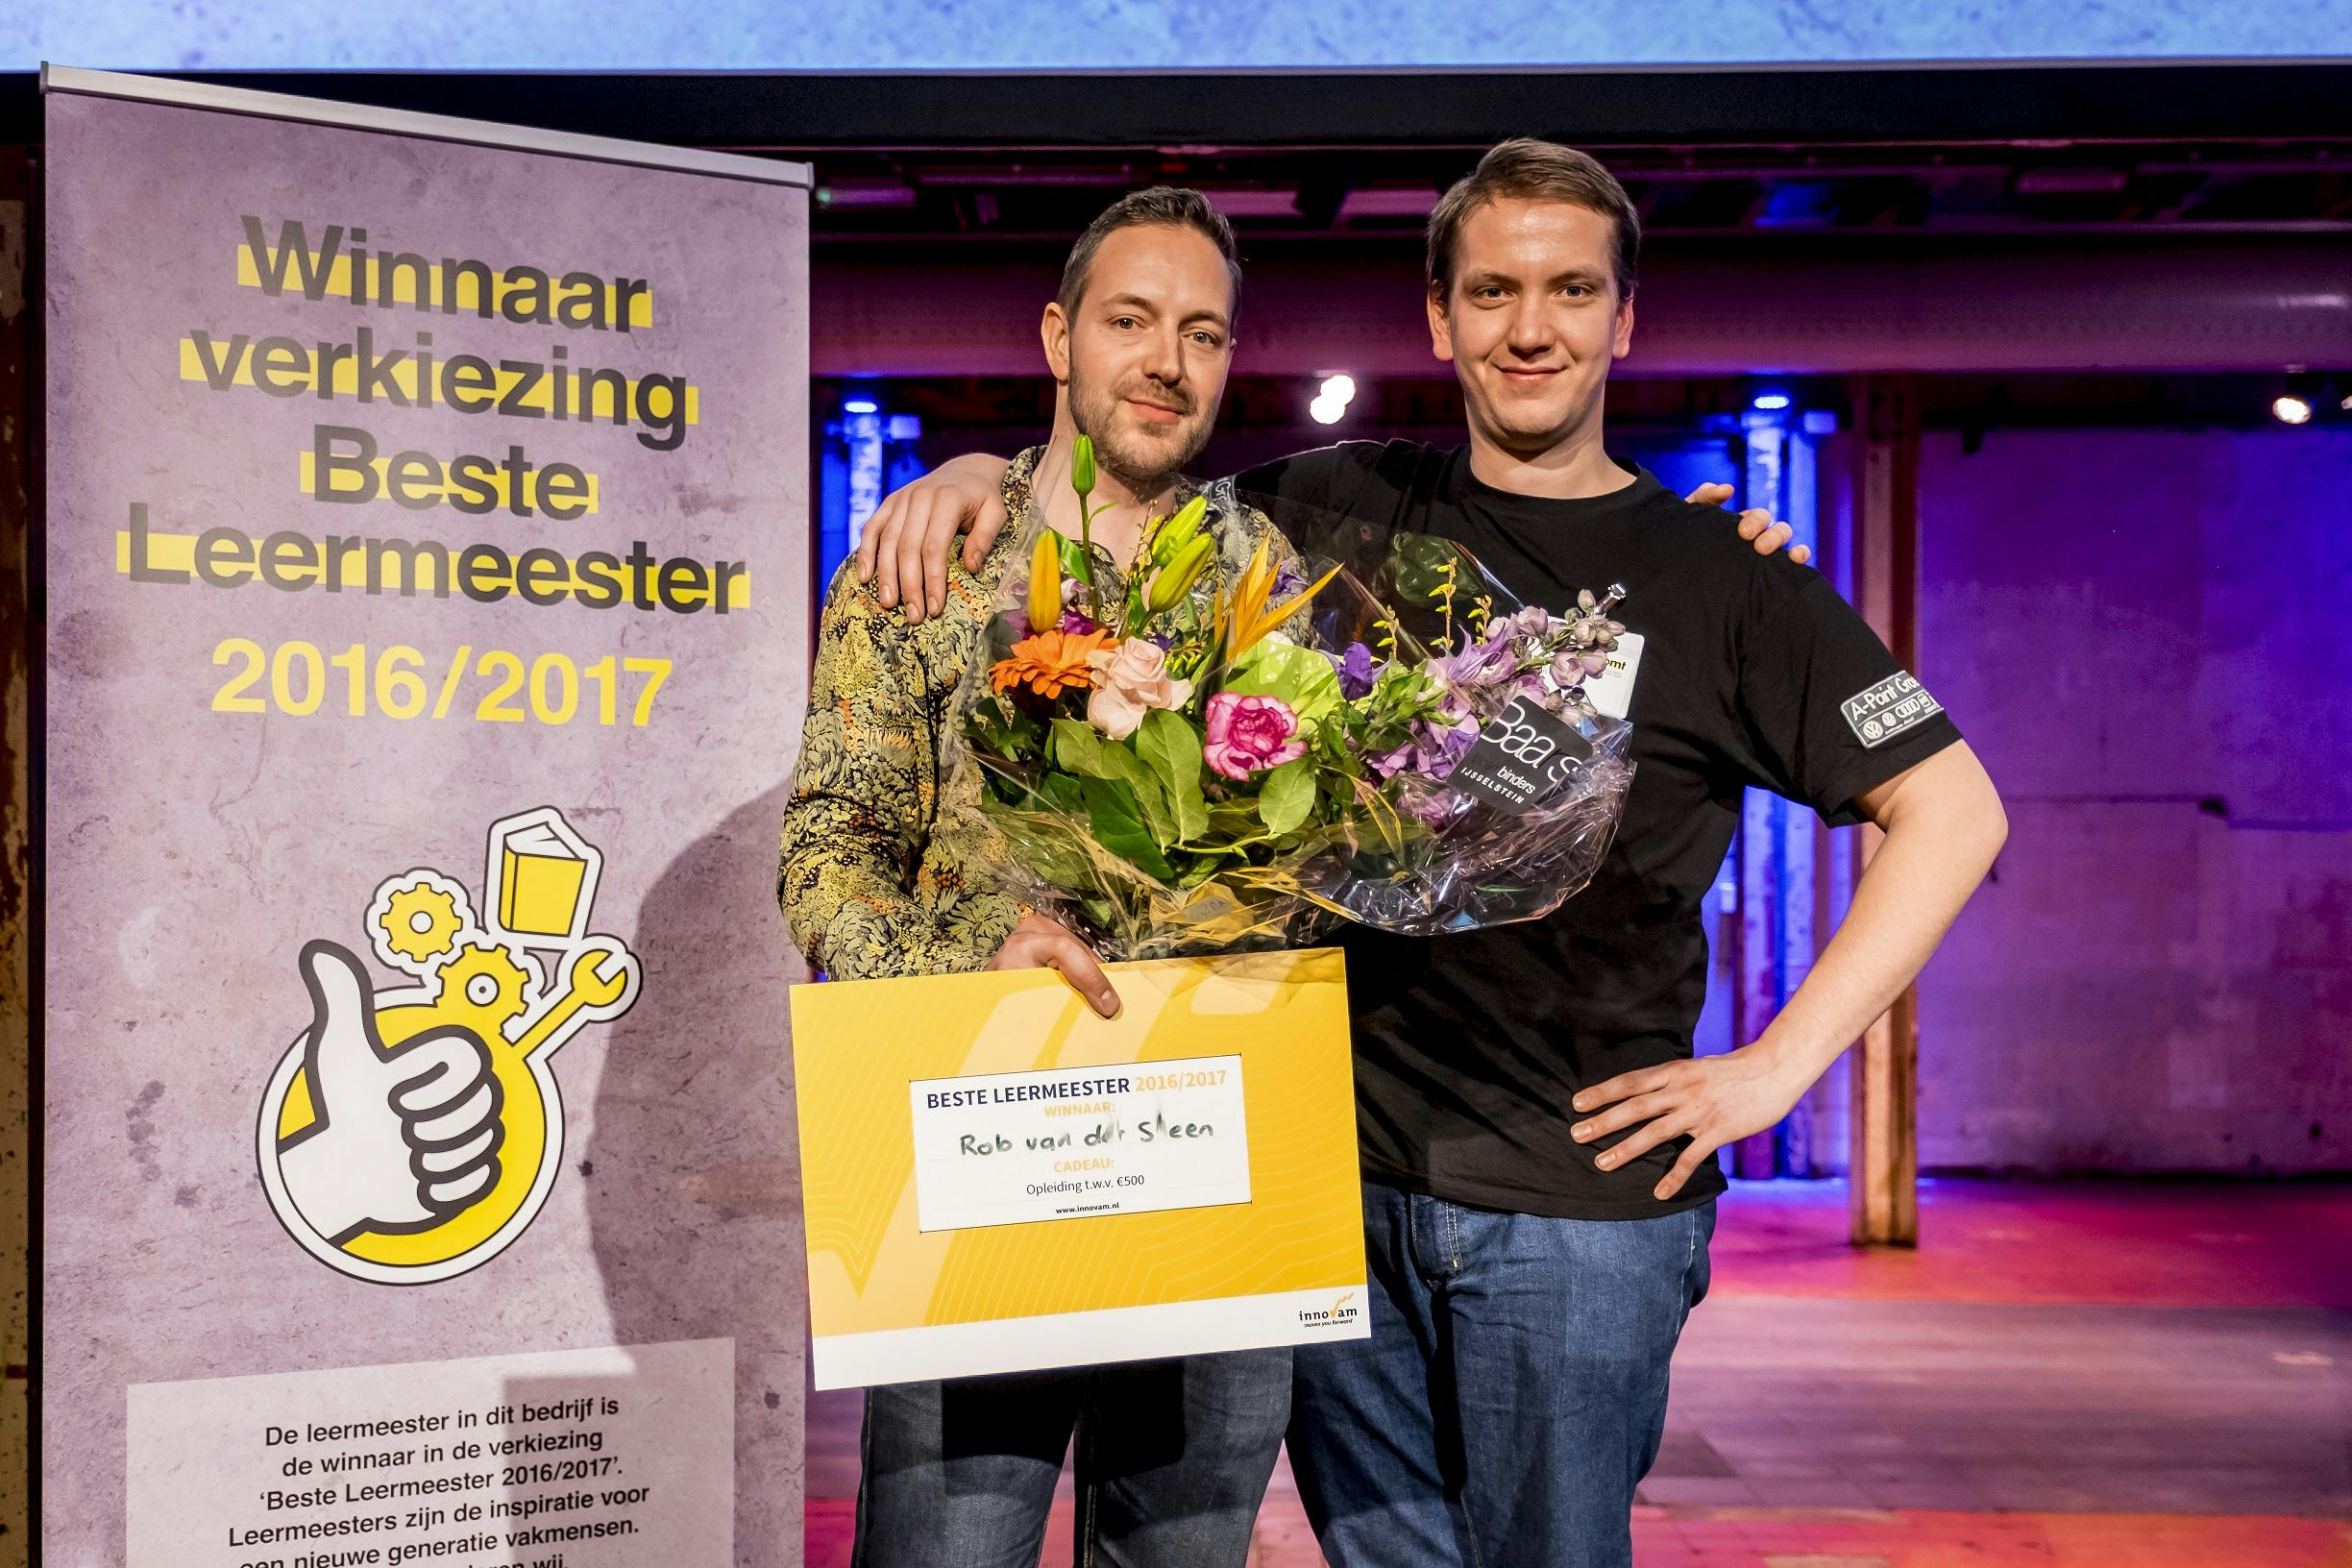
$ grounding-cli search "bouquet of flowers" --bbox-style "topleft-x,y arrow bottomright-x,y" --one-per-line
957,437 -> 1635,959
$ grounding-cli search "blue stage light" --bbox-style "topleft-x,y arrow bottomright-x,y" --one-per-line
843,398 -> 879,415
1752,390 -> 1793,412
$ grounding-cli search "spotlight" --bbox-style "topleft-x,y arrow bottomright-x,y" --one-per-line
1751,389 -> 1792,412
1311,374 -> 1358,426
2272,395 -> 2314,426
843,398 -> 879,416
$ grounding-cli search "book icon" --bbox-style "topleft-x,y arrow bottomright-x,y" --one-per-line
485,807 -> 601,943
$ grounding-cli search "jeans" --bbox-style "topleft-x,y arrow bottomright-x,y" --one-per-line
852,1348 -> 1292,1568
1289,1181 -> 1716,1568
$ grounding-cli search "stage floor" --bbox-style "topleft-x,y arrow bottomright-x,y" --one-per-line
805,1176 -> 2352,1566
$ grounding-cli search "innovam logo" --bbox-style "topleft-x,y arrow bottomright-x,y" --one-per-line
1298,1291 -> 1361,1328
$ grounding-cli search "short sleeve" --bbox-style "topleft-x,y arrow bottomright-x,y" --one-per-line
1734,567 -> 1963,827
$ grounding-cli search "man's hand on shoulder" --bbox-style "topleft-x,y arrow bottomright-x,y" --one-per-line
1685,480 -> 1811,567
988,912 -> 1121,1018
856,452 -> 1015,623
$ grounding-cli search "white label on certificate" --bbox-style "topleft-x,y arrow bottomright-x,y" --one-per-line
909,1055 -> 1252,1233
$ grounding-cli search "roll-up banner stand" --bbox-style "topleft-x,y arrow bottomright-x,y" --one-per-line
39,65 -> 812,1567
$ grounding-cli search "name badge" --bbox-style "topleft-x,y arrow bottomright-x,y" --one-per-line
1581,631 -> 1645,720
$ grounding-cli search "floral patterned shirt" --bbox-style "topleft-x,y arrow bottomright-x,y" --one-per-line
776,447 -> 1292,980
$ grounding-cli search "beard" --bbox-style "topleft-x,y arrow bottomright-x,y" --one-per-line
1068,365 -> 1215,494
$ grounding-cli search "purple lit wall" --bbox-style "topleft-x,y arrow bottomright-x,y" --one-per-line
1914,428 -> 2352,1175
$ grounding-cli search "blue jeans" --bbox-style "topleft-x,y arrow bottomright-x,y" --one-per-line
1290,1182 -> 1716,1568
852,1348 -> 1291,1568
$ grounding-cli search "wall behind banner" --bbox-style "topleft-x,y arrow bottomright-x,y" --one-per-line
1915,427 -> 2352,1176
7,0 -> 2352,70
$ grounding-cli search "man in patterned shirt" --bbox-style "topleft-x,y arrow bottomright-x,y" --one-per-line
778,188 -> 1298,1567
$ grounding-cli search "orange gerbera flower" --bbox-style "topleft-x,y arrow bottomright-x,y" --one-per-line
990,627 -> 1117,699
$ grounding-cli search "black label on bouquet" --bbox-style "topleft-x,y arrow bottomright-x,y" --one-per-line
1450,698 -> 1594,815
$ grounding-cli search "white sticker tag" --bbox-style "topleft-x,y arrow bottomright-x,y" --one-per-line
1581,631 -> 1645,720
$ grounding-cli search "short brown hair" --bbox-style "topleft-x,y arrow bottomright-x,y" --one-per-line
1426,138 -> 1640,303
1058,186 -> 1243,326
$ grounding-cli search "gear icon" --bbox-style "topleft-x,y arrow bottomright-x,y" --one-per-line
376,879 -> 467,968
439,943 -> 536,1026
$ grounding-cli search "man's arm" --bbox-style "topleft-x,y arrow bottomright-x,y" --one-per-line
779,566 -> 988,976
855,453 -> 1013,623
1569,741 -> 2007,1199
779,565 -> 1121,1013
856,453 -> 1808,624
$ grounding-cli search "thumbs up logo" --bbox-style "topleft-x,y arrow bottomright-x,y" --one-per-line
256,807 -> 641,1285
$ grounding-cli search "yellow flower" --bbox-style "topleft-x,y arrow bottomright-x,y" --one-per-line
1215,539 -> 1340,663
1145,533 -> 1216,615
1147,494 -> 1210,568
989,627 -> 1117,699
1026,529 -> 1063,633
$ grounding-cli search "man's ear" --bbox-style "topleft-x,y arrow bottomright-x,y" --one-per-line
1042,302 -> 1072,382
1612,295 -> 1635,361
1427,284 -> 1455,365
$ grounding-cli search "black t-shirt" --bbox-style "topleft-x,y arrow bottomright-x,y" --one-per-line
1235,440 -> 1963,1221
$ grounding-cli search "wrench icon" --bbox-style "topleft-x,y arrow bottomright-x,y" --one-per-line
510,939 -> 639,1058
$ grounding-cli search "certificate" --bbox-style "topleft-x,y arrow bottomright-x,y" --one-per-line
791,947 -> 1367,1388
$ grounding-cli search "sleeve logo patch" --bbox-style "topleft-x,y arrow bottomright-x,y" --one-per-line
1842,673 -> 1943,747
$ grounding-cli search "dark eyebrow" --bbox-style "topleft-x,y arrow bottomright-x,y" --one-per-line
1458,268 -> 1606,291
1101,292 -> 1230,331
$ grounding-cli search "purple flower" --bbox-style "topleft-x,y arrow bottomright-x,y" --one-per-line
1403,789 -> 1458,826
1416,716 -> 1480,780
1433,629 -> 1519,692
1507,604 -> 1553,640
1060,610 -> 1102,635
1271,559 -> 1309,600
1368,714 -> 1480,782
1335,642 -> 1377,699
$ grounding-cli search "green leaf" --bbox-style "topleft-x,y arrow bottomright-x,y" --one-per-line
1136,709 -> 1210,844
1041,771 -> 1087,816
1054,530 -> 1094,586
1051,719 -> 1175,845
1258,757 -> 1317,836
1080,775 -> 1174,881
1048,718 -> 1110,775
1220,634 -> 1344,727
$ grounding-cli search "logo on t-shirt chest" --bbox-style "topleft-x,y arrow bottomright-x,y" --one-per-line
1842,673 -> 1942,747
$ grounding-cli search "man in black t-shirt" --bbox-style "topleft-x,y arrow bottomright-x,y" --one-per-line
859,144 -> 2005,1568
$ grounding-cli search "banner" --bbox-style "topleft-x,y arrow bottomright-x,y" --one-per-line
41,69 -> 811,1566
792,950 -> 1367,1389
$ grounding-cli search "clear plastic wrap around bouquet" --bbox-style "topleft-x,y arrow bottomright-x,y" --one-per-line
955,442 -> 1635,961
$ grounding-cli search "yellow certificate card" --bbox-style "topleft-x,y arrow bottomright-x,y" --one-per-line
791,947 -> 1367,1388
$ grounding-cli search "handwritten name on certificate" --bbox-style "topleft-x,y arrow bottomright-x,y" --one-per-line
909,1056 -> 1252,1233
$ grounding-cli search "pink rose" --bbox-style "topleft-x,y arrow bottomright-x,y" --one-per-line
1085,638 -> 1194,741
1203,691 -> 1307,779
